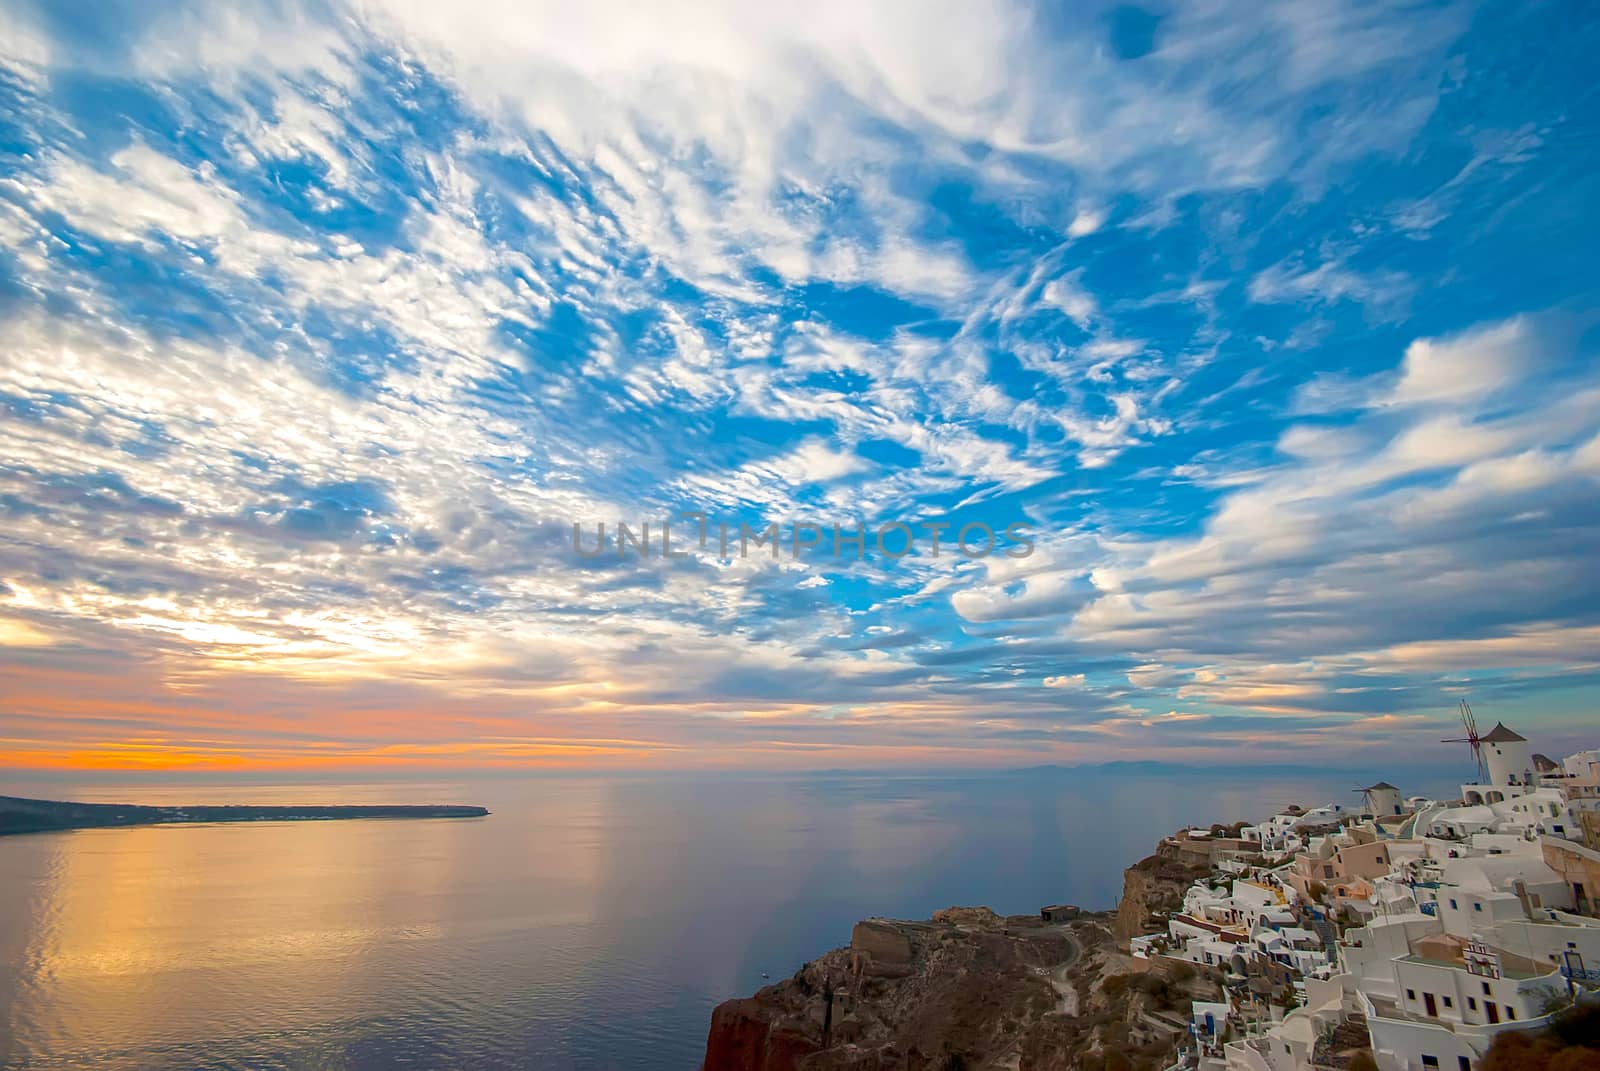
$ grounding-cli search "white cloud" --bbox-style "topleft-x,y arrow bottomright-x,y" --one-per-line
1042,273 -> 1096,328
1355,623 -> 1600,672
760,440 -> 869,485
0,6 -> 51,82
1067,207 -> 1105,238
33,146 -> 316,275
1051,315 -> 1600,710
1387,316 -> 1538,407
1,0 -> 1577,767
1248,256 -> 1409,310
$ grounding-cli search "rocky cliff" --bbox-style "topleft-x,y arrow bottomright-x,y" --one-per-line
702,903 -> 1220,1071
1112,842 -> 1214,945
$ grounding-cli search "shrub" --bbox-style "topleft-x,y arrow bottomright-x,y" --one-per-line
1481,1000 -> 1600,1071
1548,1000 -> 1600,1048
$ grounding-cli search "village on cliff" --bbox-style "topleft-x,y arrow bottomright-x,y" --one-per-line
1131,714 -> 1600,1071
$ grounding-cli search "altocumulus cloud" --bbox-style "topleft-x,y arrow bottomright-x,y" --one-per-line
0,0 -> 1597,772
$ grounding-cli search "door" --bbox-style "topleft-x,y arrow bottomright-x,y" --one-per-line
1424,992 -> 1438,1017
1486,1002 -> 1499,1024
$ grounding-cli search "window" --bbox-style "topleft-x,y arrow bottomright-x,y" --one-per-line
1407,989 -> 1417,1001
1482,981 -> 1492,996
1450,898 -> 1459,909
1422,1057 -> 1439,1070
1506,1007 -> 1515,1020
1459,1058 -> 1471,1071
1474,903 -> 1483,912
1468,997 -> 1477,1011
1443,996 -> 1453,1009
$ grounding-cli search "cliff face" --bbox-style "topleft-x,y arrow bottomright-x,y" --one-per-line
1113,843 -> 1215,945
702,905 -> 1220,1071
704,999 -> 823,1071
1112,862 -> 1164,945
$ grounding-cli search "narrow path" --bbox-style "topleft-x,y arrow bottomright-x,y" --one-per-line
1047,926 -> 1084,1017
1051,962 -> 1080,1016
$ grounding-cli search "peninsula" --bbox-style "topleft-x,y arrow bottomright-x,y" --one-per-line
0,794 -> 490,836
703,722 -> 1600,1070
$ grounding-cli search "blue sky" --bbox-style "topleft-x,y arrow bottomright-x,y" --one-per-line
0,0 -> 1597,774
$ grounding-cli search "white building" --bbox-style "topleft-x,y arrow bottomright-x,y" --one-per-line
1415,786 -> 1583,850
1361,934 -> 1565,1071
1482,724 -> 1536,791
1221,976 -> 1347,1071
1459,723 -> 1537,805
1253,927 -> 1329,977
1485,908 -> 1600,973
1419,804 -> 1498,841
1342,915 -> 1444,1006
1132,730 -> 1600,1071
1562,748 -> 1600,782
1434,856 -> 1574,940
1362,782 -> 1406,818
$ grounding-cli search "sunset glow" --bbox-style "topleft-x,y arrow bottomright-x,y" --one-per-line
2,1 -> 1599,777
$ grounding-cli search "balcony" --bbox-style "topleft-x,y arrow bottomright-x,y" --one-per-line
1359,989 -> 1553,1043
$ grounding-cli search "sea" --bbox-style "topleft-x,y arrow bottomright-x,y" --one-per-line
0,765 -> 1447,1070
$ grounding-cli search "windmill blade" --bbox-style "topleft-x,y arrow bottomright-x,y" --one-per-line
1445,698 -> 1487,781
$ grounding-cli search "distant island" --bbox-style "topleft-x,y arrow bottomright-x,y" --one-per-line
0,794 -> 490,836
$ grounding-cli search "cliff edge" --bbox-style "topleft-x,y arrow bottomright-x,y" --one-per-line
702,901 -> 1220,1071
1112,840 -> 1216,945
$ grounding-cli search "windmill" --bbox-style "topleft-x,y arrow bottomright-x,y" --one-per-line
1352,784 -> 1377,813
1442,699 -> 1487,781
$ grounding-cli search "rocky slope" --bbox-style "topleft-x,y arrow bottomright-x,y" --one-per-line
702,897 -> 1221,1071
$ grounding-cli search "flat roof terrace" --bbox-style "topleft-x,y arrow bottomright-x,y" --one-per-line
1397,953 -> 1548,981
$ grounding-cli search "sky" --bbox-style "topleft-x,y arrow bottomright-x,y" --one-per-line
0,0 -> 1597,778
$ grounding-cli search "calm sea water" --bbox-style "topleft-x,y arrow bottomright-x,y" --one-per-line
0,767 -> 1392,1070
